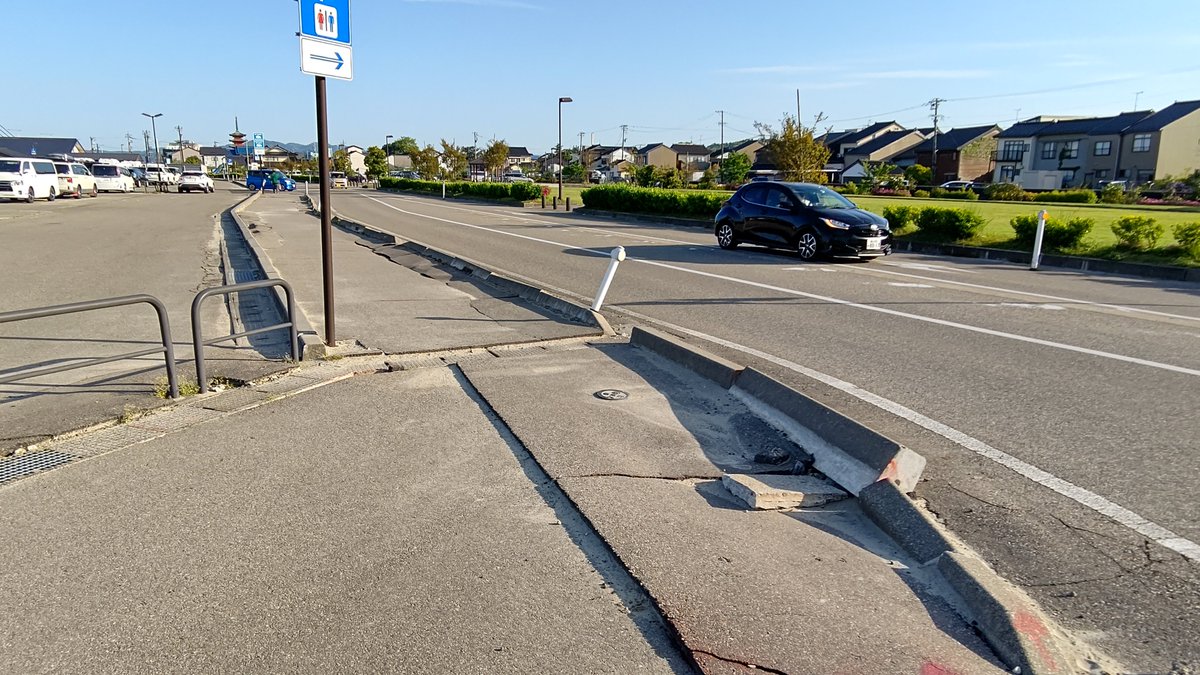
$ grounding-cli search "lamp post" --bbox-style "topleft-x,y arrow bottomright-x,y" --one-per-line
558,97 -> 572,200
141,112 -> 163,165
385,134 -> 393,168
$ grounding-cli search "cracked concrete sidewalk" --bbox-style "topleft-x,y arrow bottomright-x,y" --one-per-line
0,337 -> 1008,672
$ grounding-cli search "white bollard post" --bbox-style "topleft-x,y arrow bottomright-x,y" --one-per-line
305,180 -> 309,197
1030,209 -> 1048,270
591,246 -> 626,311
442,180 -> 446,199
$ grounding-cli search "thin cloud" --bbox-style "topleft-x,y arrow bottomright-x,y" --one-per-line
862,69 -> 991,80
399,0 -> 541,9
715,65 -> 830,75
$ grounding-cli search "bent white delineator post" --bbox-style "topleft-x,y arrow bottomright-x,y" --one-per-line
591,246 -> 626,311
1030,209 -> 1048,270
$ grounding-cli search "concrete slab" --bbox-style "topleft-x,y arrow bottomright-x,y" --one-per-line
458,343 -> 804,480
721,473 -> 849,510
557,476 -> 1006,674
0,370 -> 689,673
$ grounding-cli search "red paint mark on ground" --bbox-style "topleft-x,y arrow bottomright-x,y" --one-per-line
921,662 -> 961,675
1013,610 -> 1059,670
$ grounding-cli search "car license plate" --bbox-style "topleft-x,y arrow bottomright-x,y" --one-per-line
865,237 -> 882,250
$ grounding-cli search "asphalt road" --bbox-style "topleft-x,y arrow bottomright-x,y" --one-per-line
333,190 -> 1200,671
0,184 -> 278,448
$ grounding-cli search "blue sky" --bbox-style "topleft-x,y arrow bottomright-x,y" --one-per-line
6,0 -> 1199,154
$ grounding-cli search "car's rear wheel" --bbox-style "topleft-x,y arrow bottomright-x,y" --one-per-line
26,188 -> 34,203
90,185 -> 98,197
716,221 -> 738,250
75,186 -> 83,199
795,229 -> 819,261
47,187 -> 56,202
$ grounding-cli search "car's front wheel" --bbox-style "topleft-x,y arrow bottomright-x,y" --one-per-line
795,229 -> 819,261
47,187 -> 56,202
26,187 -> 34,203
716,221 -> 738,250
75,186 -> 83,199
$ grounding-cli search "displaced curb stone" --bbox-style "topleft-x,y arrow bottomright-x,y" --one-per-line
858,479 -> 958,564
630,326 -> 744,389
721,473 -> 848,510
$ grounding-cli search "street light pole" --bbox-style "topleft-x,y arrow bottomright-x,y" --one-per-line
558,96 -> 572,200
385,134 -> 393,168
141,112 -> 162,165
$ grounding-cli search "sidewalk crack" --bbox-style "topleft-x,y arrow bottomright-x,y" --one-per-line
691,649 -> 788,674
561,472 -> 718,482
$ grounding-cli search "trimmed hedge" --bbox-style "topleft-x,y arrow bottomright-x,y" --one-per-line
914,207 -> 987,241
983,183 -> 1032,201
1173,222 -> 1200,257
581,184 -> 726,218
930,187 -> 979,200
1111,215 -> 1164,249
378,177 -> 541,201
1030,189 -> 1098,204
881,206 -> 920,231
1011,214 -> 1094,250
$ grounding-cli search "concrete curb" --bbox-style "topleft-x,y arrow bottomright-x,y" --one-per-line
230,193 -> 325,359
627,325 -> 1097,675
629,327 -> 743,388
328,212 -> 612,336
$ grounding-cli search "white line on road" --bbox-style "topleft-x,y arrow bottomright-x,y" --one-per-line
358,196 -> 1200,561
364,196 -> 1200,377
367,193 -> 1200,324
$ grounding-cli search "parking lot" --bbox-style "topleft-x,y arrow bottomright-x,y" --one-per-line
0,183 -> 291,451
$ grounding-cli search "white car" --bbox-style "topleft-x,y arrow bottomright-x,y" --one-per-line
144,164 -> 179,187
179,169 -> 215,193
91,164 -> 136,192
0,157 -> 60,202
53,161 -> 98,199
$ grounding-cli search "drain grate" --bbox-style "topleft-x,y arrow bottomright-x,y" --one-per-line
0,450 -> 77,484
51,425 -> 158,458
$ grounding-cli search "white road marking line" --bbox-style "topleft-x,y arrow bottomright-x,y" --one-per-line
369,193 -> 1200,325
610,310 -> 1200,564
851,266 -> 1200,324
357,197 -> 1200,560
984,303 -> 1067,310
364,196 -> 1200,377
888,282 -> 934,288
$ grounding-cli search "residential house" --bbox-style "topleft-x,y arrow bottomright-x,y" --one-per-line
199,146 -> 228,170
582,145 -> 637,181
911,125 -> 1000,183
163,142 -> 202,164
506,146 -> 534,169
842,130 -> 927,170
0,136 -> 87,158
260,144 -> 299,167
710,138 -> 763,166
671,144 -> 711,174
819,121 -> 907,178
636,143 -> 676,169
344,145 -> 366,176
1113,100 -> 1200,184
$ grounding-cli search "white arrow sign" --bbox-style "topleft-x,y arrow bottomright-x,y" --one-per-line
300,36 -> 353,80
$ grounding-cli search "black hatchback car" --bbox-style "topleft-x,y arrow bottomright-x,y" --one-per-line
714,182 -> 892,260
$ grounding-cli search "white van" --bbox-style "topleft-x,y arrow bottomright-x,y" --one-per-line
0,158 -> 60,202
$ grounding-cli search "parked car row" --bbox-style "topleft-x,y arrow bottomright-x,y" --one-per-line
1,156 -> 219,202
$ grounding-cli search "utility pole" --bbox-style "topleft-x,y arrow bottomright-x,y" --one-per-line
89,136 -> 97,153
1134,91 -> 1144,110
143,130 -> 151,163
579,131 -> 585,177
175,125 -> 184,165
716,110 -> 726,162
125,133 -> 134,153
929,98 -> 946,183
472,131 -> 479,159
620,124 -> 628,151
796,89 -> 801,123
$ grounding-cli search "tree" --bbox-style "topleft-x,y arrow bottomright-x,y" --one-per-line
332,149 -> 352,174
718,151 -> 751,185
385,136 -> 419,157
364,146 -> 388,178
440,139 -> 467,179
183,156 -> 201,165
904,164 -> 932,186
562,163 -> 585,182
632,164 -> 656,187
754,114 -> 831,183
863,162 -> 899,189
410,144 -> 441,180
482,140 -> 509,179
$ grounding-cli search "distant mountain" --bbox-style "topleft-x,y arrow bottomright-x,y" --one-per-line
267,141 -> 319,155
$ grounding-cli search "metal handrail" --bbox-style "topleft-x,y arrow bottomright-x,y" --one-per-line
0,294 -> 179,398
191,280 -> 299,394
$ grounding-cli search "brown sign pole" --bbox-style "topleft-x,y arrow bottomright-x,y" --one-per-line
315,75 -> 335,346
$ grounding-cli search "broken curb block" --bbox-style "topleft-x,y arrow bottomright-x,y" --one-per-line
630,326 -> 744,389
859,480 -> 956,564
938,550 -> 1078,675
722,473 -> 848,510
732,368 -> 925,495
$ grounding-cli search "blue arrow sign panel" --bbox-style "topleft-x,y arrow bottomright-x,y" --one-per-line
299,0 -> 351,45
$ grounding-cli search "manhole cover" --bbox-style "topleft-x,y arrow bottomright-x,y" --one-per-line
594,389 -> 629,401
